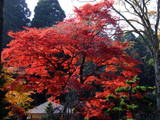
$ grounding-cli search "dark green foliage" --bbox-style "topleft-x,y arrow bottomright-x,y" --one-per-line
0,0 -> 3,52
31,0 -> 66,28
3,0 -> 31,47
30,90 -> 49,107
43,103 -> 59,120
105,76 -> 156,120
123,32 -> 155,86
0,66 -> 9,120
0,85 -> 9,120
0,2 -> 8,118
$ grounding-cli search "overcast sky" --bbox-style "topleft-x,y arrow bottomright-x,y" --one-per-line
26,0 -> 157,32
26,0 -> 100,19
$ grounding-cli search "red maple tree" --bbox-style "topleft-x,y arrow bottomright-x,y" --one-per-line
2,1 -> 141,119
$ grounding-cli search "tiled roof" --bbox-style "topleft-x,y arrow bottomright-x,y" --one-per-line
27,101 -> 65,114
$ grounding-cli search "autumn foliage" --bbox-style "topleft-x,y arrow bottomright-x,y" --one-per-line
0,68 -> 32,118
2,0 -> 142,119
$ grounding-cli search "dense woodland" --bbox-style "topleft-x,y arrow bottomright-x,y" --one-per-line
0,0 -> 160,120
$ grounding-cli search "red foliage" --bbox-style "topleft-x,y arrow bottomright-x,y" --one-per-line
2,0 -> 141,119
126,111 -> 134,119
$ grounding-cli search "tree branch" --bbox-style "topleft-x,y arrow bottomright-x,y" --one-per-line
112,6 -> 154,55
155,0 -> 160,37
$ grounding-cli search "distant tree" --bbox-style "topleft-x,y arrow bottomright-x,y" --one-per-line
123,32 -> 155,86
0,0 -> 3,52
0,1 -> 9,119
112,1 -> 160,119
31,0 -> 66,28
3,0 -> 31,47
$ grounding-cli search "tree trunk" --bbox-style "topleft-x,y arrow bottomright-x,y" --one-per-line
0,0 -> 3,53
154,52 -> 160,120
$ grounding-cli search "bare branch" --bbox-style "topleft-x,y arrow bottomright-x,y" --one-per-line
122,29 -> 145,33
112,5 -> 154,55
127,19 -> 144,26
155,0 -> 160,36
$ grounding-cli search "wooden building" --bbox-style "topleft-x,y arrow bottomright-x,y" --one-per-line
27,101 -> 71,120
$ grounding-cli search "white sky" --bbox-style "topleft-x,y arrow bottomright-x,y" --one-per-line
26,0 -> 100,19
26,0 -> 157,33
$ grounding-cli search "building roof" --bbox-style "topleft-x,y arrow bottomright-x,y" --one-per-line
27,101 -> 67,114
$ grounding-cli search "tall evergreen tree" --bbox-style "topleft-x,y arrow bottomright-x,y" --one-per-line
31,0 -> 66,28
43,103 -> 59,120
0,0 -> 3,52
3,0 -> 31,47
0,1 -> 9,119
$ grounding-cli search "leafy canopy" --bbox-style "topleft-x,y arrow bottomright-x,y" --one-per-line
2,0 -> 141,119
